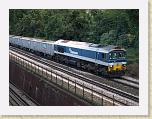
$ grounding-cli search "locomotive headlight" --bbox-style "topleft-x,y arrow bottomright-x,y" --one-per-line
108,65 -> 113,72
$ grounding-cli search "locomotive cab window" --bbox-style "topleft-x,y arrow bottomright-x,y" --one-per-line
109,52 -> 126,59
109,52 -> 117,59
117,52 -> 126,59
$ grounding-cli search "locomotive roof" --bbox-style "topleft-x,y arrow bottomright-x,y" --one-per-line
54,39 -> 125,53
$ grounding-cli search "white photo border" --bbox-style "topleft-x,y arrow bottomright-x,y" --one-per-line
0,0 -> 148,115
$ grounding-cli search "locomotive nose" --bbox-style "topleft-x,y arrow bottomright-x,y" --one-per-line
108,63 -> 126,72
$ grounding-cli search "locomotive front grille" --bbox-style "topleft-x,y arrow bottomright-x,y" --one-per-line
108,64 -> 126,72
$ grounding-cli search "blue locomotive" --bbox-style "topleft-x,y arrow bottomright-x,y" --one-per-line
9,35 -> 127,77
54,40 -> 127,76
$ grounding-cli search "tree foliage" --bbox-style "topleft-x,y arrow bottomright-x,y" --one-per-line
9,9 -> 139,49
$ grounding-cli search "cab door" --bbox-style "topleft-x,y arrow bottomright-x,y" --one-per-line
95,49 -> 100,63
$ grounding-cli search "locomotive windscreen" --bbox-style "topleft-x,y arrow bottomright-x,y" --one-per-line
109,51 -> 126,60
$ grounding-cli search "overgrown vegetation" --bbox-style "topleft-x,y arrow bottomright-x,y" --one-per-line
9,9 -> 139,78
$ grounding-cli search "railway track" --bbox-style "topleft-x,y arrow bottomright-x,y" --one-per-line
121,76 -> 139,84
9,88 -> 28,106
9,46 -> 139,104
9,82 -> 38,106
111,77 -> 139,89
